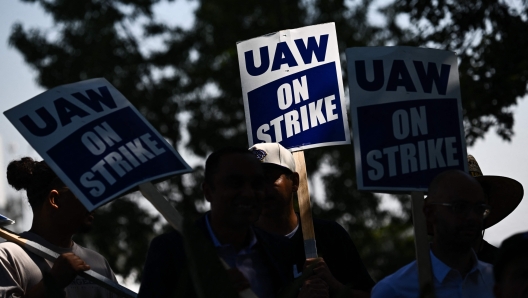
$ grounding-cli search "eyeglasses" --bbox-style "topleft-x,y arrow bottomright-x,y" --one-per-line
428,202 -> 491,219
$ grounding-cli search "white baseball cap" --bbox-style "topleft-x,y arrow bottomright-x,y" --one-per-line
249,143 -> 296,173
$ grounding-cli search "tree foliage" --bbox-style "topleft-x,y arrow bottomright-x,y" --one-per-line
8,0 -> 528,283
385,0 -> 528,144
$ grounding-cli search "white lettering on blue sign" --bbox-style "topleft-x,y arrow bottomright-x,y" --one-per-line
244,35 -> 329,76
354,60 -> 451,95
366,106 -> 459,181
79,122 -> 166,197
392,106 -> 428,140
277,75 -> 309,110
82,122 -> 122,155
19,86 -> 117,137
256,76 -> 338,143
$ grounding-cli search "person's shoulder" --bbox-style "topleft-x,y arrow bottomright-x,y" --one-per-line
147,215 -> 209,257
313,217 -> 346,230
477,259 -> 493,270
252,224 -> 292,251
302,216 -> 355,252
254,226 -> 286,240
0,242 -> 32,263
0,241 -> 27,258
0,241 -> 41,278
372,261 -> 418,298
476,259 -> 495,284
0,241 -> 23,250
384,260 -> 418,281
312,216 -> 342,227
147,230 -> 185,257
310,216 -> 351,241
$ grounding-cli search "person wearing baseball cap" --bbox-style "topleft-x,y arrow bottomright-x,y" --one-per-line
249,142 -> 374,297
467,155 -> 524,263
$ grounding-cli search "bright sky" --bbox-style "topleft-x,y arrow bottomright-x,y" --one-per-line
1,0 -> 527,252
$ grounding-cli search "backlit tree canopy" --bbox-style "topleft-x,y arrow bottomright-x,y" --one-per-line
8,0 -> 528,281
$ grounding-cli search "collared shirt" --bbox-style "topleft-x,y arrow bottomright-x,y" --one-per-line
205,215 -> 274,298
371,249 -> 494,298
284,223 -> 299,239
284,213 -> 300,239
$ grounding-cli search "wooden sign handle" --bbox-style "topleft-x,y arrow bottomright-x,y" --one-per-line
411,191 -> 435,298
292,151 -> 318,259
0,227 -> 27,245
139,182 -> 183,231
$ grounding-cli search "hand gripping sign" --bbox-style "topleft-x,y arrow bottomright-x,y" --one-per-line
4,78 -> 192,211
237,22 -> 350,151
347,46 -> 468,298
237,23 -> 350,261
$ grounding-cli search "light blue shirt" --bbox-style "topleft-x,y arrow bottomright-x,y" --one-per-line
371,249 -> 494,298
205,215 -> 274,298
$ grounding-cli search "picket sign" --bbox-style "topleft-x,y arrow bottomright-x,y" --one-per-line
346,47 -> 467,192
237,23 -> 350,262
411,192 -> 435,298
292,152 -> 318,259
3,78 -> 193,212
138,182 -> 258,298
0,228 -> 137,298
2,78 -> 195,297
345,46 -> 468,298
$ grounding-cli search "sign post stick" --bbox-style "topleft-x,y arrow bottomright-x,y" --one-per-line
0,228 -> 137,298
139,182 -> 258,298
139,182 -> 183,231
293,151 -> 318,259
411,191 -> 435,298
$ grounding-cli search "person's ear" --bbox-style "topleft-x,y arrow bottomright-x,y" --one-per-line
202,182 -> 213,203
290,172 -> 300,192
47,190 -> 60,209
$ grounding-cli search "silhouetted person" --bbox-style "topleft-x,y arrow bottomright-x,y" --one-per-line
138,147 -> 291,297
493,231 -> 528,298
250,143 -> 374,297
372,170 -> 495,298
466,155 -> 523,264
0,157 -> 117,298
